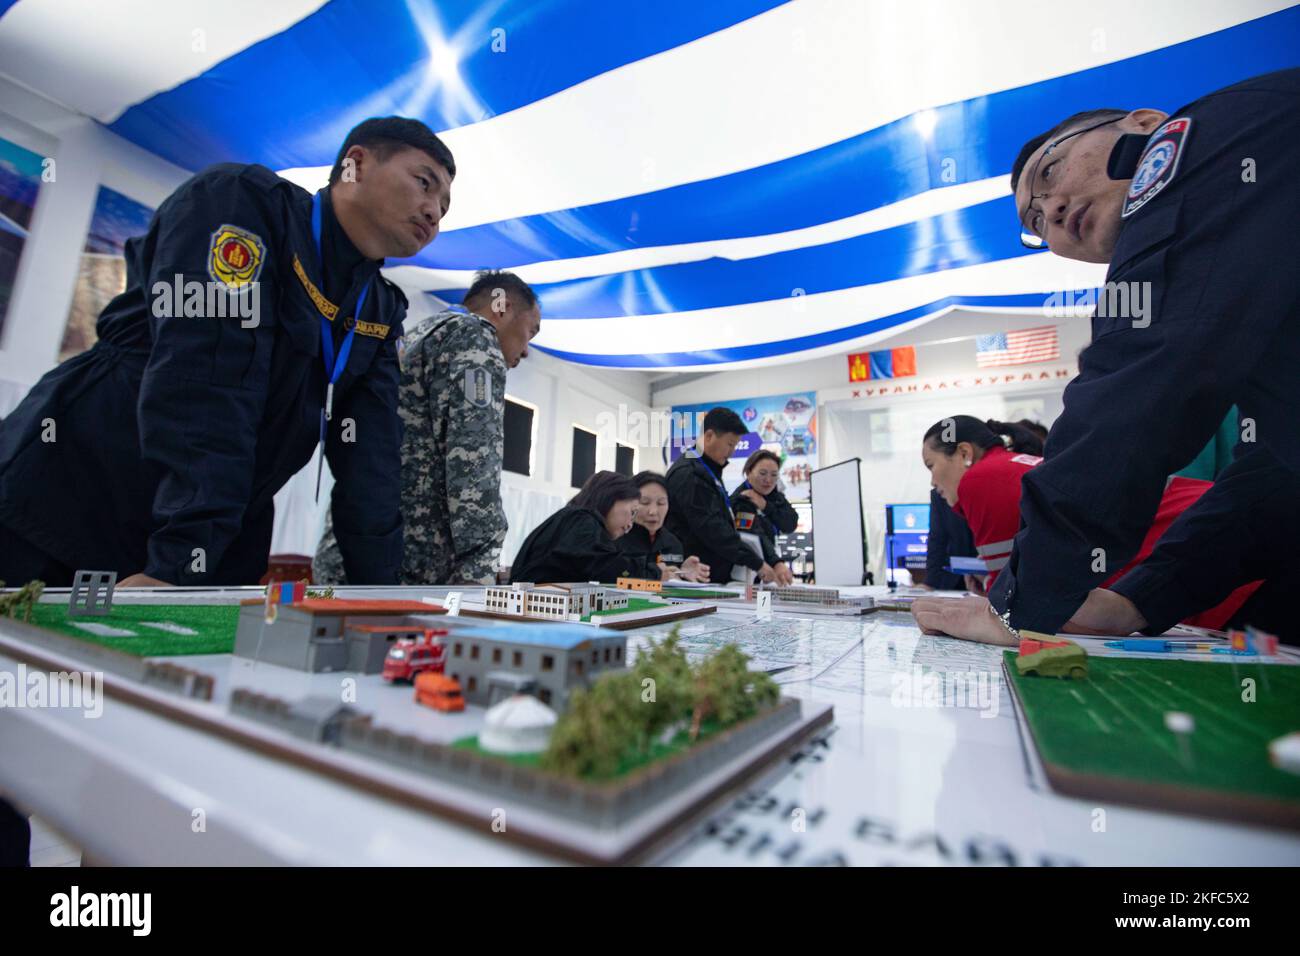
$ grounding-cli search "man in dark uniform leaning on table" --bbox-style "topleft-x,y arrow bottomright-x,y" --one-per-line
0,116 -> 456,865
913,69 -> 1300,643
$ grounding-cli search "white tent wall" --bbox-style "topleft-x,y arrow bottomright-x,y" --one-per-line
651,310 -> 1094,583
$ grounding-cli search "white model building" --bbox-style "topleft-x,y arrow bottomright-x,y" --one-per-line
484,583 -> 628,621
479,693 -> 559,755
749,583 -> 873,610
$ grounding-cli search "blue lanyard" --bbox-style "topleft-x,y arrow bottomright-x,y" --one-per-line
312,190 -> 371,498
687,450 -> 733,518
312,191 -> 370,422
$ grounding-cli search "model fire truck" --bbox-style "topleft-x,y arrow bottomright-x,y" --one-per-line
382,627 -> 450,683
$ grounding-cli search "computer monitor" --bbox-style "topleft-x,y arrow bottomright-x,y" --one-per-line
886,503 -> 930,535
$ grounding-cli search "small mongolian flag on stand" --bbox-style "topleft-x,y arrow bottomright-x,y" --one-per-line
847,346 -> 916,382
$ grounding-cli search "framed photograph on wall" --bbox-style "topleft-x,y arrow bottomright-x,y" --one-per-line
59,185 -> 155,361
0,135 -> 45,341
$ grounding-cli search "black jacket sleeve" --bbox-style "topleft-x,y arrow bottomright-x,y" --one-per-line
517,509 -> 657,583
138,169 -> 280,583
991,74 -> 1300,633
765,489 -> 799,536
682,468 -> 762,571
925,490 -> 968,590
327,313 -> 405,585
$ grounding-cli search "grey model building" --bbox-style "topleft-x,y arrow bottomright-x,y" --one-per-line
409,615 -> 627,710
68,570 -> 116,617
230,689 -> 362,745
233,598 -> 445,674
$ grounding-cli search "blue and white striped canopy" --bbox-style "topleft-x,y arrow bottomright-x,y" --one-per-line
2,0 -> 1296,369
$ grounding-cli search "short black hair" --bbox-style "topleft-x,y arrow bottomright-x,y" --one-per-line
923,416 -> 1044,457
1010,108 -> 1129,193
569,470 -> 641,519
702,406 -> 746,437
464,270 -> 538,313
632,470 -> 668,492
329,116 -> 456,185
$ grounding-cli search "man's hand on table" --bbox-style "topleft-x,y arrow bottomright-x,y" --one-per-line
118,574 -> 173,588
910,595 -> 1012,644
911,588 -> 1148,642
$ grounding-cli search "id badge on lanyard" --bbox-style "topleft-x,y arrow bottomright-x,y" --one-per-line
310,191 -> 372,500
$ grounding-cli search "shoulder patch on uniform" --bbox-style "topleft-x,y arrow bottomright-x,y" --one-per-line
209,224 -> 266,290
463,366 -> 492,408
1122,117 -> 1191,219
354,321 -> 390,339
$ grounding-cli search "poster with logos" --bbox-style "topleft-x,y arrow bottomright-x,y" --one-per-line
669,391 -> 817,501
0,136 -> 45,341
60,185 -> 156,361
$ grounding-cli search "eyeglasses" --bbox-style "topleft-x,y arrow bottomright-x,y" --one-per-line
1017,117 -> 1122,249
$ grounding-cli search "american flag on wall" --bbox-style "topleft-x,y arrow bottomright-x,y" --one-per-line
975,326 -> 1059,368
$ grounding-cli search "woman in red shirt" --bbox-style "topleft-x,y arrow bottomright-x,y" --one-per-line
921,416 -> 1257,631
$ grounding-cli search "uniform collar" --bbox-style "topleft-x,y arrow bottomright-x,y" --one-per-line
686,445 -> 727,476
1107,133 -> 1149,181
319,188 -> 381,300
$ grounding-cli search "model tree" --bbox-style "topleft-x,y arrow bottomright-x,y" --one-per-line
544,671 -> 643,779
689,643 -> 778,741
542,628 -> 780,779
0,580 -> 44,622
630,632 -> 695,747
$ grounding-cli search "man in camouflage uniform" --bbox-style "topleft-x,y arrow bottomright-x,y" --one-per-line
314,270 -> 540,584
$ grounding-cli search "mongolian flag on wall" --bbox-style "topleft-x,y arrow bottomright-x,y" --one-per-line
849,346 -> 917,381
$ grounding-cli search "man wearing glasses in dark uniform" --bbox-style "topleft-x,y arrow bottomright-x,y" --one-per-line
913,68 -> 1300,643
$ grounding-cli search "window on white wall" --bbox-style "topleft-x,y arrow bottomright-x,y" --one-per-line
615,443 -> 635,477
571,425 -> 597,488
0,134 -> 45,342
503,396 -> 536,477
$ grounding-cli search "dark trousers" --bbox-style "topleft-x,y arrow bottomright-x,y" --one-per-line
0,525 -> 63,865
0,799 -> 30,867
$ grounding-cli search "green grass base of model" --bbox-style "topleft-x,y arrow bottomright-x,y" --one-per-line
28,603 -> 239,656
579,597 -> 672,622
452,717 -> 727,779
1006,652 -> 1300,803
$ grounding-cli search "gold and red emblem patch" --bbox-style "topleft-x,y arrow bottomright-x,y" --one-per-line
208,224 -> 266,289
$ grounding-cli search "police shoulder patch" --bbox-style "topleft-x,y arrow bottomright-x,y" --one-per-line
1122,117 -> 1191,219
463,366 -> 491,408
209,224 -> 266,290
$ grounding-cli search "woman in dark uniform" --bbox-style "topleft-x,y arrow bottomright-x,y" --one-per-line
618,471 -> 710,582
729,450 -> 798,586
509,471 -> 659,584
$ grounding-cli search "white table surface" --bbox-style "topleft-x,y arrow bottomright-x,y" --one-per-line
3,585 -> 1298,866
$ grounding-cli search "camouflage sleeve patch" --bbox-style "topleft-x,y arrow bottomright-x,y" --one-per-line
443,338 -> 508,580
